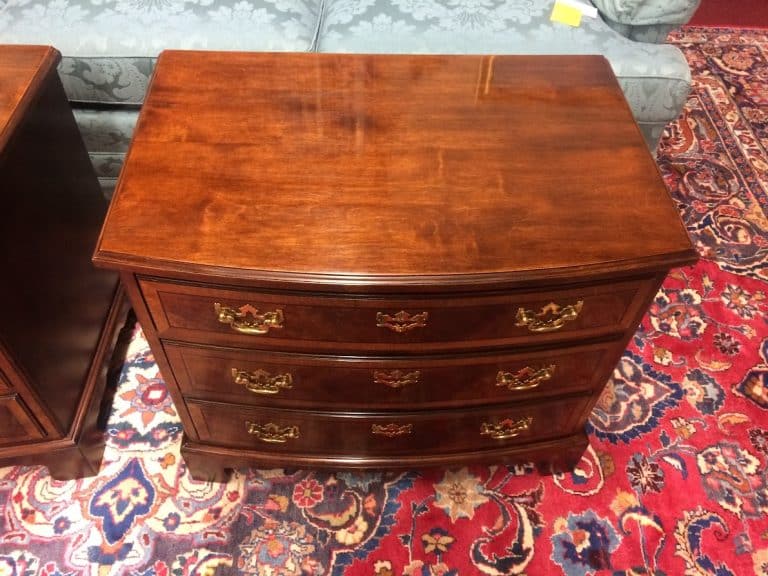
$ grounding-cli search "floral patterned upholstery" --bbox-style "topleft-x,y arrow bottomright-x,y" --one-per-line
0,0 -> 321,194
0,0 -> 698,196
72,107 -> 139,196
593,0 -> 700,26
60,57 -> 154,106
319,0 -> 692,150
593,0 -> 701,42
0,0 -> 321,57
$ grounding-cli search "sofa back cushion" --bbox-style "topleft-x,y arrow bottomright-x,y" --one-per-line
0,0 -> 323,57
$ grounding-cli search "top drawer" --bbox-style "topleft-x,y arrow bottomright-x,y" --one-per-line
139,276 -> 658,352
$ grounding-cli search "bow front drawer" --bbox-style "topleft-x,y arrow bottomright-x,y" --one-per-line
140,277 -> 657,352
166,341 -> 621,409
186,395 -> 590,456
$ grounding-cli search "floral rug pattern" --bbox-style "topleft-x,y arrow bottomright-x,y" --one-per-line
1,27 -> 768,575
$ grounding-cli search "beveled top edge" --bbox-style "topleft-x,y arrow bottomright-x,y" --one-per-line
94,248 -> 699,292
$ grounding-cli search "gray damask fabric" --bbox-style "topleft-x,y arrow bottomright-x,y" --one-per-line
637,121 -> 667,152
72,108 -> 138,153
0,0 -> 697,186
590,0 -> 701,26
90,150 -> 126,199
602,20 -> 678,43
98,176 -> 118,201
91,152 -> 124,181
0,0 -> 321,56
319,0 -> 691,128
60,57 -> 154,105
73,108 -> 138,196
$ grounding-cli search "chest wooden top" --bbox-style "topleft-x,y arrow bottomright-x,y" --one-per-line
95,51 -> 696,287
0,45 -> 59,153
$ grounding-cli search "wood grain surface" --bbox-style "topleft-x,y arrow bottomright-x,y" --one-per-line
96,52 -> 697,286
95,51 -> 697,477
0,44 -> 129,479
0,45 -> 58,153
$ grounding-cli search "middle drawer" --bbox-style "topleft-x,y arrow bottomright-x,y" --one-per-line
165,340 -> 621,410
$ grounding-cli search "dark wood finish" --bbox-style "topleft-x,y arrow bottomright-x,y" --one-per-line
187,395 -> 590,454
182,432 -> 591,482
96,53 -> 695,287
141,275 -> 657,352
0,395 -> 45,443
0,372 -> 12,394
94,52 -> 698,479
165,340 -> 619,409
0,45 -> 131,479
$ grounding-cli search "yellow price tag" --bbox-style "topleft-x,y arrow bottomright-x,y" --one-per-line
551,0 -> 582,27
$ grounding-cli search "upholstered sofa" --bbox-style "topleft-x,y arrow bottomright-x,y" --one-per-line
0,0 -> 699,197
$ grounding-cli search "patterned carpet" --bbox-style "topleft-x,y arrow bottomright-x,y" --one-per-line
1,27 -> 768,575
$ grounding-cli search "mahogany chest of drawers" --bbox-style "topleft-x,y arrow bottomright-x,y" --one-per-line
0,45 -> 129,479
94,51 -> 697,480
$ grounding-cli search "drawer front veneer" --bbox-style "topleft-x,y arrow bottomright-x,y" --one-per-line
186,396 -> 589,456
166,341 -> 619,409
141,277 -> 656,352
0,395 -> 45,444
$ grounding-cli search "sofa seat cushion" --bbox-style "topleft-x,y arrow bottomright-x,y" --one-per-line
59,56 -> 152,196
59,56 -> 153,105
319,0 -> 691,125
72,107 -> 138,196
0,0 -> 322,57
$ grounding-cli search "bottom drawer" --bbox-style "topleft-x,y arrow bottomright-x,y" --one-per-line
186,395 -> 590,457
0,395 -> 45,445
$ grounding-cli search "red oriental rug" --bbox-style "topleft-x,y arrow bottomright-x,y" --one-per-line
1,27 -> 768,576
689,1 -> 768,29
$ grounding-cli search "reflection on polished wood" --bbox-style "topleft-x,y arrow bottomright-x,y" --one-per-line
96,52 -> 696,284
94,52 -> 697,478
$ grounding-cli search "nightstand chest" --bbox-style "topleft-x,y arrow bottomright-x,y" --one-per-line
94,51 -> 697,480
0,45 -> 130,479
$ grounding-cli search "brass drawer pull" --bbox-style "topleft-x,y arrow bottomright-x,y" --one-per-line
232,368 -> 293,395
496,364 -> 556,391
372,423 -> 413,437
373,369 -> 421,389
214,303 -> 284,335
481,416 -> 533,440
515,300 -> 583,333
246,421 -> 299,443
376,311 -> 428,333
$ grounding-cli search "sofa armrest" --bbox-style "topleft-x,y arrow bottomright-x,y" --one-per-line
591,0 -> 701,42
